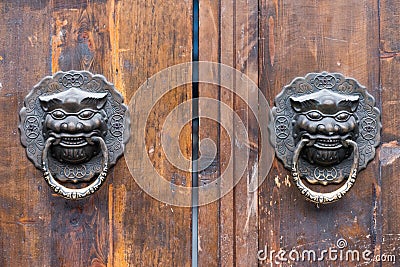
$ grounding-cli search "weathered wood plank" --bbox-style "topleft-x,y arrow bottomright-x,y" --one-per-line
0,0 -> 192,266
198,0 -> 220,265
112,0 -> 193,266
218,2 -> 235,266
380,0 -> 400,262
0,1 -> 52,266
232,0 -> 259,266
259,0 -> 380,266
50,2 -> 114,266
198,0 -> 259,265
380,142 -> 400,264
0,0 -> 392,266
380,0 -> 400,142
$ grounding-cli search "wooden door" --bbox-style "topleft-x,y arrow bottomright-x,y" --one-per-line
0,0 -> 396,266
0,1 -> 192,266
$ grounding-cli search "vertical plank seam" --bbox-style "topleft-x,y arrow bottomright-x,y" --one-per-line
192,0 -> 200,265
257,1 -> 262,266
232,0 -> 237,266
217,0 -> 223,266
376,0 -> 383,264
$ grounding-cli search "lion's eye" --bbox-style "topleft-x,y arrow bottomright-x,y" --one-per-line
51,110 -> 66,120
335,112 -> 351,122
306,111 -> 323,121
78,110 -> 95,120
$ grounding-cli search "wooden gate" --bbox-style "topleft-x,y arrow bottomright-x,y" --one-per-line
0,0 -> 397,266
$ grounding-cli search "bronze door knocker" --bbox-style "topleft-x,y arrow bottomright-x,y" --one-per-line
19,71 -> 130,199
273,72 -> 381,204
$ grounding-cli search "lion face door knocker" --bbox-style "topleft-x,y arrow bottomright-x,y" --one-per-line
19,71 -> 130,199
273,72 -> 381,204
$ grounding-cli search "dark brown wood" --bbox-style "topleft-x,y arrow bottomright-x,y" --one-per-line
107,0 -> 192,266
259,0 -> 381,266
50,3 -> 113,266
198,0 -> 221,265
233,1 -> 259,266
1,0 -> 192,266
198,0 -> 259,266
380,0 -> 400,261
1,0 -> 399,266
0,2 -> 52,266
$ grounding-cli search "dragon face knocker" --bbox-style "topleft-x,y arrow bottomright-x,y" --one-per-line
19,71 -> 130,199
273,72 -> 380,204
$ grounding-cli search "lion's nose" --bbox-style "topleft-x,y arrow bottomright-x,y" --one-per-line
60,122 -> 84,133
317,121 -> 337,135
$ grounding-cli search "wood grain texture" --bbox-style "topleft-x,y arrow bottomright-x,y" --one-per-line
50,2 -> 114,266
380,0 -> 400,142
0,2 -> 52,266
1,0 -> 399,266
111,0 -> 192,266
233,1 -> 259,266
380,0 -> 400,262
198,0 -> 220,265
50,0 -> 193,266
1,0 -> 192,266
198,0 -> 259,266
380,142 -> 400,264
259,0 -> 381,266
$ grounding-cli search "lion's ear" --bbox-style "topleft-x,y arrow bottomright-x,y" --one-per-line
290,97 -> 318,112
338,95 -> 359,113
80,92 -> 108,109
38,96 -> 62,112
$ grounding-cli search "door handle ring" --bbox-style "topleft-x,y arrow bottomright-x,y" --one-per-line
42,136 -> 108,199
291,138 -> 359,204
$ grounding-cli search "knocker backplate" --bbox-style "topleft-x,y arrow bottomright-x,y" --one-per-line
19,71 -> 130,184
273,72 -> 381,186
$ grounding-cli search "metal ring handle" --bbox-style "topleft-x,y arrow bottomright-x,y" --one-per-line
42,136 -> 109,200
291,138 -> 359,204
